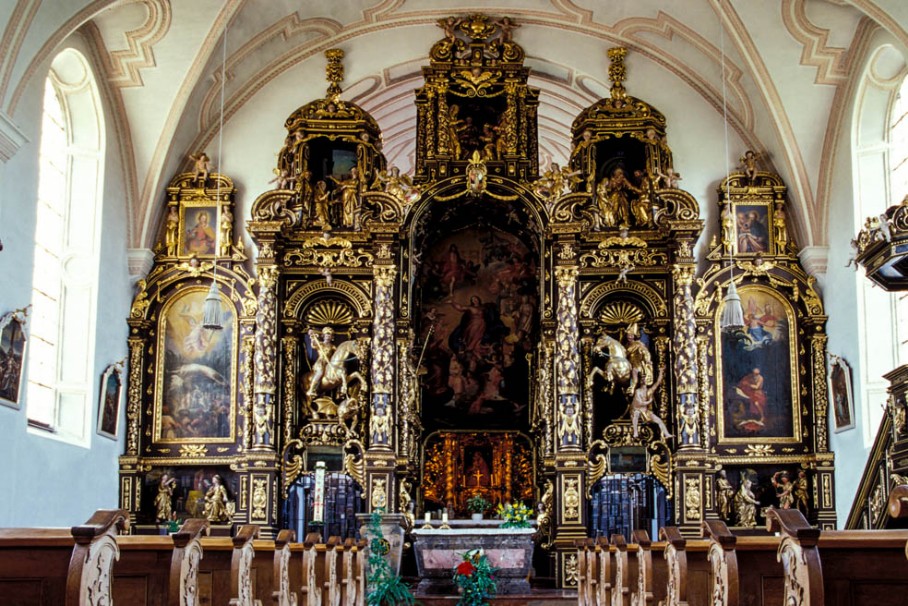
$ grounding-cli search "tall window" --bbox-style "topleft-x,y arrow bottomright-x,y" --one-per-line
26,49 -> 104,444
893,78 -> 908,364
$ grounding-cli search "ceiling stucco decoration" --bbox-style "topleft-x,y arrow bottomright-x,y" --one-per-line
1,0 -> 906,257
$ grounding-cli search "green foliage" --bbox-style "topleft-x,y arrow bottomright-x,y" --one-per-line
165,519 -> 181,533
365,508 -> 415,606
496,502 -> 533,529
465,494 -> 491,514
453,549 -> 497,606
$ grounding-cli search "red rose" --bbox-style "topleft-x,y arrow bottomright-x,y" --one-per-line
456,560 -> 476,577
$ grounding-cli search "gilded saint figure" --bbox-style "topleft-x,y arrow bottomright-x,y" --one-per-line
715,470 -> 736,521
203,475 -> 230,523
155,474 -> 177,522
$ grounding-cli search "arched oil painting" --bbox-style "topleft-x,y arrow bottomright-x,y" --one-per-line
154,288 -> 236,442
717,285 -> 800,442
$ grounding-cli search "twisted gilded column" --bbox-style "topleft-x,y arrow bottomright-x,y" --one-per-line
370,264 -> 397,450
125,335 -> 144,456
672,265 -> 700,449
555,266 -> 581,451
252,266 -> 278,450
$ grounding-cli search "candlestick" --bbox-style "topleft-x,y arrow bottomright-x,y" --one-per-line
440,511 -> 451,530
421,512 -> 432,529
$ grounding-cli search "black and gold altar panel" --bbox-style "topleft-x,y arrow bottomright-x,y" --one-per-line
120,14 -> 837,587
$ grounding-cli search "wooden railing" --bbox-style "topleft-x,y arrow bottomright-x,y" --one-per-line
0,510 -> 367,606
577,509 -> 908,606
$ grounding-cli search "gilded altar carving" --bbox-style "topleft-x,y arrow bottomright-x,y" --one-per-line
120,24 -> 839,572
563,478 -> 581,520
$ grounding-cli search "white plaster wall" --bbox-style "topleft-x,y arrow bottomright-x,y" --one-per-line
0,36 -> 130,527
826,30 -> 908,526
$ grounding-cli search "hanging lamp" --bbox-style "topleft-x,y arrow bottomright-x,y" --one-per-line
718,17 -> 745,332
202,22 -> 229,331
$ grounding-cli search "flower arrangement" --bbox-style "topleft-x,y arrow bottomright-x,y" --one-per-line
466,494 -> 491,514
496,501 -> 533,529
453,548 -> 496,606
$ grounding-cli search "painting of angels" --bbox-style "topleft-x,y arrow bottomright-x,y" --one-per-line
417,226 -> 538,430
156,289 -> 235,441
720,287 -> 797,440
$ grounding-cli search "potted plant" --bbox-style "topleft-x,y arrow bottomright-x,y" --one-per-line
466,494 -> 491,521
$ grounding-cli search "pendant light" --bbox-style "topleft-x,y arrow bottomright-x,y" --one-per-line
718,17 -> 745,332
202,22 -> 228,331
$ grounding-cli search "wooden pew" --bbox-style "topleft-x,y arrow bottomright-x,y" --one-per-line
0,508 -> 129,606
702,520 -> 739,606
272,529 -> 297,606
113,518 -> 210,605
611,534 -> 630,606
631,530 -> 655,606
574,539 -> 590,606
595,536 -> 611,606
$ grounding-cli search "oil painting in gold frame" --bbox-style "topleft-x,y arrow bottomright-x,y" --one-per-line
716,285 -> 800,443
154,287 -> 236,443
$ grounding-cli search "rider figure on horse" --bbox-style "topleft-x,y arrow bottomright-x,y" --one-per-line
307,326 -> 337,397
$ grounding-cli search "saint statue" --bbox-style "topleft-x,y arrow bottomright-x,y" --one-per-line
154,474 -> 177,522
203,475 -> 230,523
715,470 -> 736,521
734,475 -> 760,528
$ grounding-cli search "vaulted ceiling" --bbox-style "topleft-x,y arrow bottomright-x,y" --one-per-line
1,0 -> 906,255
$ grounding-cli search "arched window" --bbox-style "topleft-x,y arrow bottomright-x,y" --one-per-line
26,49 -> 105,444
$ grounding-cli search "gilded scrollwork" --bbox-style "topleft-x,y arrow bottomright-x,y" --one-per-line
283,234 -> 374,269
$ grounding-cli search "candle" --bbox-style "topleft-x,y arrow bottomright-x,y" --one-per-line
424,513 -> 431,524
442,512 -> 449,523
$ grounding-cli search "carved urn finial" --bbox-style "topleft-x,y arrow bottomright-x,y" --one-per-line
607,47 -> 628,100
324,48 -> 345,99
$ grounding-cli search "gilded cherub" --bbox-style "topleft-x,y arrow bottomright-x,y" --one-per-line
739,150 -> 760,183
189,152 -> 211,186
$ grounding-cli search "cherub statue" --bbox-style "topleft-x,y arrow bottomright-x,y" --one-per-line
739,150 -> 760,183
189,152 -> 211,186
269,168 -> 293,190
377,165 -> 420,205
656,166 -> 682,189
493,16 -> 520,44
437,16 -> 461,42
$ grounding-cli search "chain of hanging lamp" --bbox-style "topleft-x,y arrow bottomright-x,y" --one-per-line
718,14 -> 745,332
202,21 -> 228,331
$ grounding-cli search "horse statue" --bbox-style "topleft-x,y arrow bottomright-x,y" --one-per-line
301,328 -> 366,418
586,334 -> 633,395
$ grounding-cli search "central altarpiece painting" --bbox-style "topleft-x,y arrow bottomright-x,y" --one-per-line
120,15 -> 836,587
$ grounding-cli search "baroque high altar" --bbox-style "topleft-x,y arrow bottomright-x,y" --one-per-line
119,15 -> 836,587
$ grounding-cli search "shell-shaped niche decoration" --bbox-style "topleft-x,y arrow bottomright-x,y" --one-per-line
599,301 -> 645,327
306,299 -> 354,327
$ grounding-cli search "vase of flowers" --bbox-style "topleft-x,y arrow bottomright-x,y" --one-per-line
466,494 -> 491,521
496,502 -> 533,529
453,548 -> 496,606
